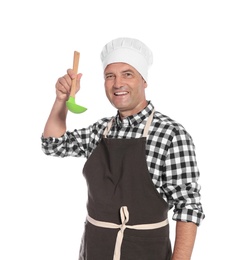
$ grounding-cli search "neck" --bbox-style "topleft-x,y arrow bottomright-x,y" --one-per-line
118,100 -> 148,119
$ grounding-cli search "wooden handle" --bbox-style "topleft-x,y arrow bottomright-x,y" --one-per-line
70,51 -> 80,97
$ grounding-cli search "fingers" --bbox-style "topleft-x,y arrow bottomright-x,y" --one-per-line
55,69 -> 82,101
55,75 -> 70,101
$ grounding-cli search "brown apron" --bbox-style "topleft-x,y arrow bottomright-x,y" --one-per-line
80,111 -> 172,260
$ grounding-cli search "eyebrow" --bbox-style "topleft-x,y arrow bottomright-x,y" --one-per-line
122,69 -> 135,74
105,69 -> 135,75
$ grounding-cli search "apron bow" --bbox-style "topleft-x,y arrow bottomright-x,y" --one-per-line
87,206 -> 168,260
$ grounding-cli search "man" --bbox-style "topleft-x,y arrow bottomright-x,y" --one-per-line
42,37 -> 205,260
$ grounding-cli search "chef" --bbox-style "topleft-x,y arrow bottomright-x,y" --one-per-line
42,37 -> 205,260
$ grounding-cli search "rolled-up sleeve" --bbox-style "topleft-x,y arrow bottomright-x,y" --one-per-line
41,130 -> 88,158
41,118 -> 110,158
163,127 -> 205,226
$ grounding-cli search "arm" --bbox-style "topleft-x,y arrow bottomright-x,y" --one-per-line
43,97 -> 68,138
162,126 -> 205,258
172,221 -> 197,260
43,69 -> 82,138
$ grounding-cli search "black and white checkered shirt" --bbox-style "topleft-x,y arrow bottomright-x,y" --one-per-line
41,101 -> 205,226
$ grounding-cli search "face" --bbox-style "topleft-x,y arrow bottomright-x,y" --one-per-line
104,63 -> 148,118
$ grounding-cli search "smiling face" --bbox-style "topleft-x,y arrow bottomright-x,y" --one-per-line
104,62 -> 148,118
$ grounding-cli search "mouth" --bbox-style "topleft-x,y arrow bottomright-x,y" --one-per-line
114,91 -> 129,96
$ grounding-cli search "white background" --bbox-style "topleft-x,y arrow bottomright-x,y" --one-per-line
0,0 -> 232,259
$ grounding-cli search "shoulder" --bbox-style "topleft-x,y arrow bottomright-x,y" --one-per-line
153,111 -> 185,130
87,116 -> 113,133
152,111 -> 193,141
93,116 -> 113,127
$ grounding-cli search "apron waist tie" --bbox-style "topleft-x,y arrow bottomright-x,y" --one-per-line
86,206 -> 169,260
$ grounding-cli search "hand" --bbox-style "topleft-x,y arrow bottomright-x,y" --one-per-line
55,69 -> 82,101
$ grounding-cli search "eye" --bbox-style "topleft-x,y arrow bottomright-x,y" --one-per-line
123,71 -> 133,78
105,74 -> 115,80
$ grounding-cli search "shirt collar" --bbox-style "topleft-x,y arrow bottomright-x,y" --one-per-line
114,101 -> 154,127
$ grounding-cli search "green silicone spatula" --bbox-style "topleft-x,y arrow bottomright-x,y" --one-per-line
66,51 -> 87,113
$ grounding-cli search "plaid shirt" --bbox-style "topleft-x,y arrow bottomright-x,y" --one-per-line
41,101 -> 205,226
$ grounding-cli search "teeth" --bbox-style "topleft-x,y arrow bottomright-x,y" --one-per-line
115,92 -> 128,96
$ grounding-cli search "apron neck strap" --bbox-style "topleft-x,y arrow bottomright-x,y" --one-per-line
142,109 -> 155,137
103,118 -> 114,138
103,109 -> 155,138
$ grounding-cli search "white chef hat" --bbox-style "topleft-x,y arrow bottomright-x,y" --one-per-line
100,37 -> 153,82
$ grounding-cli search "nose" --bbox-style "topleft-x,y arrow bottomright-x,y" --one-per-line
113,75 -> 124,89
